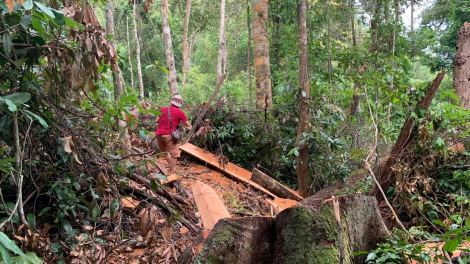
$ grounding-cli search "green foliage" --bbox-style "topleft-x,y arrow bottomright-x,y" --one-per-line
0,232 -> 42,264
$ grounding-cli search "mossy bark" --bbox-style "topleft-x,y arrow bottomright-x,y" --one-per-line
273,206 -> 352,264
195,217 -> 275,264
195,194 -> 388,264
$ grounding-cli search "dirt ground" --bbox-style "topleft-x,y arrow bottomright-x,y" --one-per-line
62,152 -> 273,264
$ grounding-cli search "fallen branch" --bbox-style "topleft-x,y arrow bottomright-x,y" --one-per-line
130,175 -> 188,205
122,185 -> 199,234
370,69 -> 446,203
181,73 -> 227,145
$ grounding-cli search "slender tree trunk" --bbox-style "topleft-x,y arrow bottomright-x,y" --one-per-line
351,0 -> 356,46
126,17 -> 134,91
106,0 -> 131,151
224,24 -> 229,74
137,8 -> 158,95
182,0 -> 192,86
296,0 -> 311,197
12,115 -> 27,226
217,0 -> 226,80
234,12 -> 239,50
387,0 -> 399,127
327,0 -> 332,84
347,0 -> 359,116
410,0 -> 414,57
132,1 -> 144,98
453,23 -> 470,108
246,0 -> 253,106
161,0 -> 179,97
252,0 -> 272,110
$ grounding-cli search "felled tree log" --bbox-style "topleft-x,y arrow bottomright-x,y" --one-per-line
371,69 -> 446,203
251,168 -> 303,201
196,194 -> 388,264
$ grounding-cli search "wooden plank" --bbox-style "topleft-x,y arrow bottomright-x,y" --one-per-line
179,143 -> 278,198
251,168 -> 303,201
191,181 -> 231,230
273,197 -> 300,211
158,174 -> 179,184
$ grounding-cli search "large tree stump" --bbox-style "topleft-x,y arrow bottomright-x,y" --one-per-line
195,217 -> 276,264
196,194 -> 389,264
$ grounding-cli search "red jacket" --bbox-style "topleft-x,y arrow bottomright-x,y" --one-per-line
156,106 -> 188,135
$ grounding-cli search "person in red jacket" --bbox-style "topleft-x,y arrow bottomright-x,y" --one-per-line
155,95 -> 192,175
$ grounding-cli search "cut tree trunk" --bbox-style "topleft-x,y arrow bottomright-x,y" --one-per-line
453,22 -> 470,108
161,0 -> 179,97
251,168 -> 302,201
196,194 -> 389,264
195,217 -> 276,264
296,0 -> 311,197
371,70 -> 446,203
252,0 -> 272,110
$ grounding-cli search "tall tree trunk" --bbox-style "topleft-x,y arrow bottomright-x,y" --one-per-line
132,1 -> 144,98
161,0 -> 179,97
137,8 -> 158,95
246,0 -> 253,106
252,0 -> 272,110
453,23 -> 470,108
327,0 -> 332,84
347,0 -> 359,117
106,0 -> 131,151
387,0 -> 399,127
234,12 -> 239,49
182,0 -> 192,86
217,0 -> 226,80
296,0 -> 311,198
126,16 -> 135,91
348,0 -> 379,117
224,24 -> 229,74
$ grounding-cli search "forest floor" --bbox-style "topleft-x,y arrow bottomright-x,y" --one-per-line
61,134 -> 273,264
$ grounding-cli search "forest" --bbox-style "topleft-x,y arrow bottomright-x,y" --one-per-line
1,0 -> 470,262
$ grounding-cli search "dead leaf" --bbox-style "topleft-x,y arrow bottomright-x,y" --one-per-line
179,227 -> 189,235
5,0 -> 15,14
161,225 -> 173,242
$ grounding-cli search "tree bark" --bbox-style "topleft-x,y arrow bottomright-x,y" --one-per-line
182,0 -> 192,86
252,0 -> 272,110
387,0 -> 399,127
106,0 -> 131,151
296,0 -> 311,198
251,168 -> 302,201
217,0 -> 226,80
196,194 -> 389,264
161,0 -> 179,97
195,217 -> 276,264
453,23 -> 470,108
372,70 -> 446,203
137,8 -> 158,95
132,1 -> 144,98
246,0 -> 253,106
126,16 -> 134,91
